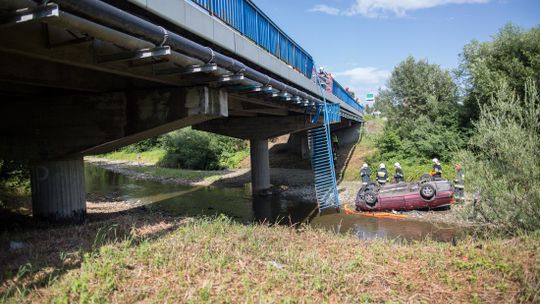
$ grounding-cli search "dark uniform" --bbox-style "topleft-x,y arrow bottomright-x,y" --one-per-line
454,169 -> 465,203
394,167 -> 404,183
360,167 -> 372,184
432,163 -> 443,178
331,134 -> 339,150
377,168 -> 388,186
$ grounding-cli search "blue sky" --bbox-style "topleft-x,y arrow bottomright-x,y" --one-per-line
254,0 -> 539,102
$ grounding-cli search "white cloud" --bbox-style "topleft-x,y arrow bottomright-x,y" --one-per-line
334,67 -> 390,85
333,67 -> 391,104
308,4 -> 341,15
310,0 -> 490,17
344,0 -> 490,17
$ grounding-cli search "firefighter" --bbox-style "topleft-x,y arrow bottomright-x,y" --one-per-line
377,163 -> 388,186
394,162 -> 404,183
331,133 -> 339,150
431,158 -> 443,178
360,163 -> 371,185
454,163 -> 465,203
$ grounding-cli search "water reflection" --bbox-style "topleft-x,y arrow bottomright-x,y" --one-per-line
85,164 -> 315,224
85,163 -> 461,241
310,213 -> 457,242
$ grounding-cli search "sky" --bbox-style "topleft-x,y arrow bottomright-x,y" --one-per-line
254,0 -> 540,103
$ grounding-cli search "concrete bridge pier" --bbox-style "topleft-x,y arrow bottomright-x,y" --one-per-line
30,157 -> 86,223
250,139 -> 270,195
287,131 -> 310,159
334,123 -> 362,144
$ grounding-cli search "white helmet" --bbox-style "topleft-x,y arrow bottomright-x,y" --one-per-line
362,163 -> 368,168
379,163 -> 385,169
432,158 -> 439,164
394,162 -> 401,168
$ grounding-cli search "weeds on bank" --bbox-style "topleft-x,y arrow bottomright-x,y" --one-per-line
2,216 -> 538,303
99,149 -> 167,165
128,166 -> 225,183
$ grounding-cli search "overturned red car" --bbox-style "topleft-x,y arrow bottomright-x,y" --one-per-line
355,178 -> 454,212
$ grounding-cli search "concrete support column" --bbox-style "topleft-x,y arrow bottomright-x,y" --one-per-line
30,157 -> 86,223
249,139 -> 270,195
287,131 -> 310,159
334,124 -> 362,145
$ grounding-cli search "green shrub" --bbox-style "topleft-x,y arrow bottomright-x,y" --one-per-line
459,80 -> 540,231
158,128 -> 247,170
120,137 -> 162,153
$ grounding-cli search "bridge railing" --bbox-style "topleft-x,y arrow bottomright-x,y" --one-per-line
331,80 -> 364,113
191,0 -> 314,78
325,103 -> 341,123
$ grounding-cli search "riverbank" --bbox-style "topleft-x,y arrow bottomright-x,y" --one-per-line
1,205 -> 538,303
85,157 -> 471,226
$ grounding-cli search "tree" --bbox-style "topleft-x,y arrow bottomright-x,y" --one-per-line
376,56 -> 462,160
458,23 -> 540,127
459,80 -> 540,230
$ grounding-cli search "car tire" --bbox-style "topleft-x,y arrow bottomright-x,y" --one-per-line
420,174 -> 433,183
357,191 -> 365,202
364,190 -> 378,207
420,184 -> 436,200
360,181 -> 378,193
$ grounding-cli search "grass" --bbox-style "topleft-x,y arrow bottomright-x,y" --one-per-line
99,149 -> 166,165
1,215 -> 538,303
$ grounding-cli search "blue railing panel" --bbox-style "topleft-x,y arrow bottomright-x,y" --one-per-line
242,3 -> 257,42
192,0 -> 210,9
189,0 -> 314,79
257,12 -> 270,51
332,80 -> 364,113
189,0 -> 362,115
325,103 -> 341,123
279,33 -> 288,63
267,23 -> 279,56
212,0 -> 244,31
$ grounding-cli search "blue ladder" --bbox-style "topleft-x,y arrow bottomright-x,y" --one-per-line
308,74 -> 340,211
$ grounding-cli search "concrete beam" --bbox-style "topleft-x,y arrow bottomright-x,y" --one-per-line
0,51 -> 156,93
0,86 -> 227,160
0,21 -> 182,87
287,131 -> 310,160
194,115 -> 321,140
331,122 -> 362,145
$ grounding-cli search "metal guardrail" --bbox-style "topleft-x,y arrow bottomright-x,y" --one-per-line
324,103 -> 341,123
332,80 -> 364,113
191,0 -> 363,117
191,0 -> 314,78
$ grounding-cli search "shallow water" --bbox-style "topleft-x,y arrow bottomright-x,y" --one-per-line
85,164 -> 461,241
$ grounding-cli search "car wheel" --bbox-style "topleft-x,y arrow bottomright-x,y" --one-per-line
420,174 -> 433,183
367,181 -> 379,192
364,190 -> 378,206
360,181 -> 378,193
420,184 -> 436,200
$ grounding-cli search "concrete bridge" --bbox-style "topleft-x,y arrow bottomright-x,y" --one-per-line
0,0 -> 363,222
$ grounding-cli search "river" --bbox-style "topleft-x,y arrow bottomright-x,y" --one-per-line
85,163 -> 461,242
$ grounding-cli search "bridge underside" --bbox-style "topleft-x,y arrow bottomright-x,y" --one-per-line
0,0 -> 362,222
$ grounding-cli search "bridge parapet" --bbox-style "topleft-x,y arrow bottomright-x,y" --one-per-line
127,0 -> 363,121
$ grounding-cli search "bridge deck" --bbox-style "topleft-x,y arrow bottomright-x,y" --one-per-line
125,0 -> 363,120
